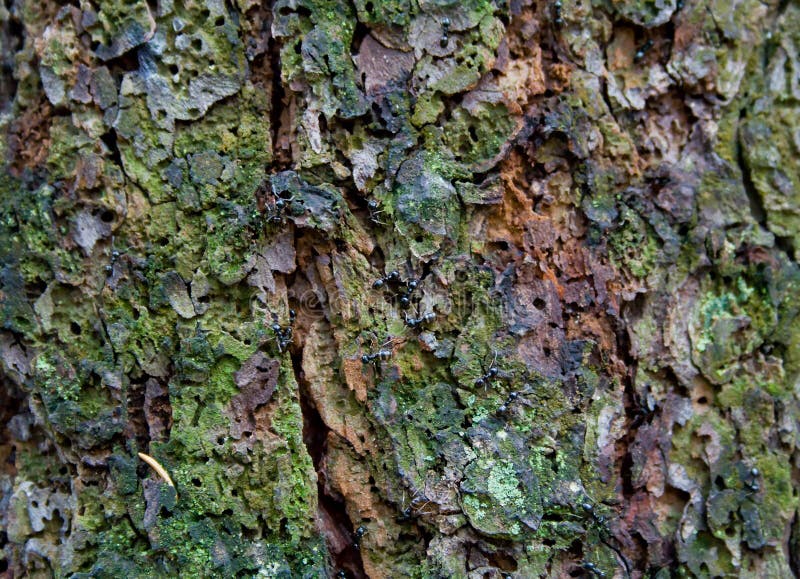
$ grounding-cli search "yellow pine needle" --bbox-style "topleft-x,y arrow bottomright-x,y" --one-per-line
137,452 -> 178,499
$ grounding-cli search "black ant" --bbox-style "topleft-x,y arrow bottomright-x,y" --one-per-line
581,561 -> 606,578
634,39 -> 654,62
353,525 -> 368,550
475,353 -> 501,389
396,505 -> 415,522
397,489 -> 435,522
440,16 -> 450,47
745,467 -> 760,492
361,348 -> 392,365
105,248 -> 121,275
496,384 -> 534,415
105,237 -> 122,275
367,199 -> 385,225
475,367 -> 498,389
578,500 -> 619,539
372,270 -> 420,309
260,179 -> 303,225
361,335 -> 395,367
266,195 -> 295,224
405,311 -> 436,330
271,309 -> 295,353
372,270 -> 401,289
581,501 -> 607,524
553,0 -> 563,26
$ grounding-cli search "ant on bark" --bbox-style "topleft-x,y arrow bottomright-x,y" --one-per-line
271,309 -> 295,353
367,199 -> 385,225
440,16 -> 450,47
405,311 -> 436,330
552,0 -> 564,26
353,525 -> 368,550
497,384 -> 535,415
475,352 -> 500,389
634,39 -> 654,62
744,466 -> 760,492
372,270 -> 420,309
396,487 -> 436,522
360,334 -> 401,368
581,561 -> 606,577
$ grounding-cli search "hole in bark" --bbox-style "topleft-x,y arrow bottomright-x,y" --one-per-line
70,322 -> 82,335
352,21 -> 370,55
100,129 -> 123,167
533,298 -> 546,310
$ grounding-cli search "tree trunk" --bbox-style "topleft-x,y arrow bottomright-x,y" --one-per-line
1,0 -> 799,577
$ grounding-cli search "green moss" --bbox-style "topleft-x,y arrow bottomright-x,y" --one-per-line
689,271 -> 777,384
443,103 -> 515,169
273,0 -> 365,121
608,205 -> 660,278
487,460 -> 524,508
352,0 -> 414,27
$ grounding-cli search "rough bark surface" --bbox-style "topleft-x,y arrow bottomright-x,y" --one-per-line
1,0 -> 799,577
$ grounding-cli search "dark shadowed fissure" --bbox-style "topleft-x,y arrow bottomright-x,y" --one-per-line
264,4 -> 366,572
291,347 -> 366,579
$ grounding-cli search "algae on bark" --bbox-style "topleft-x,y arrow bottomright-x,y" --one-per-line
1,0 -> 800,577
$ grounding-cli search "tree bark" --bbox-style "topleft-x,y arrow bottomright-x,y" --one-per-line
1,0 -> 799,577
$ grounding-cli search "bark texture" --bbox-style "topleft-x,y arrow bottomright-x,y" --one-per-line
1,0 -> 800,577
